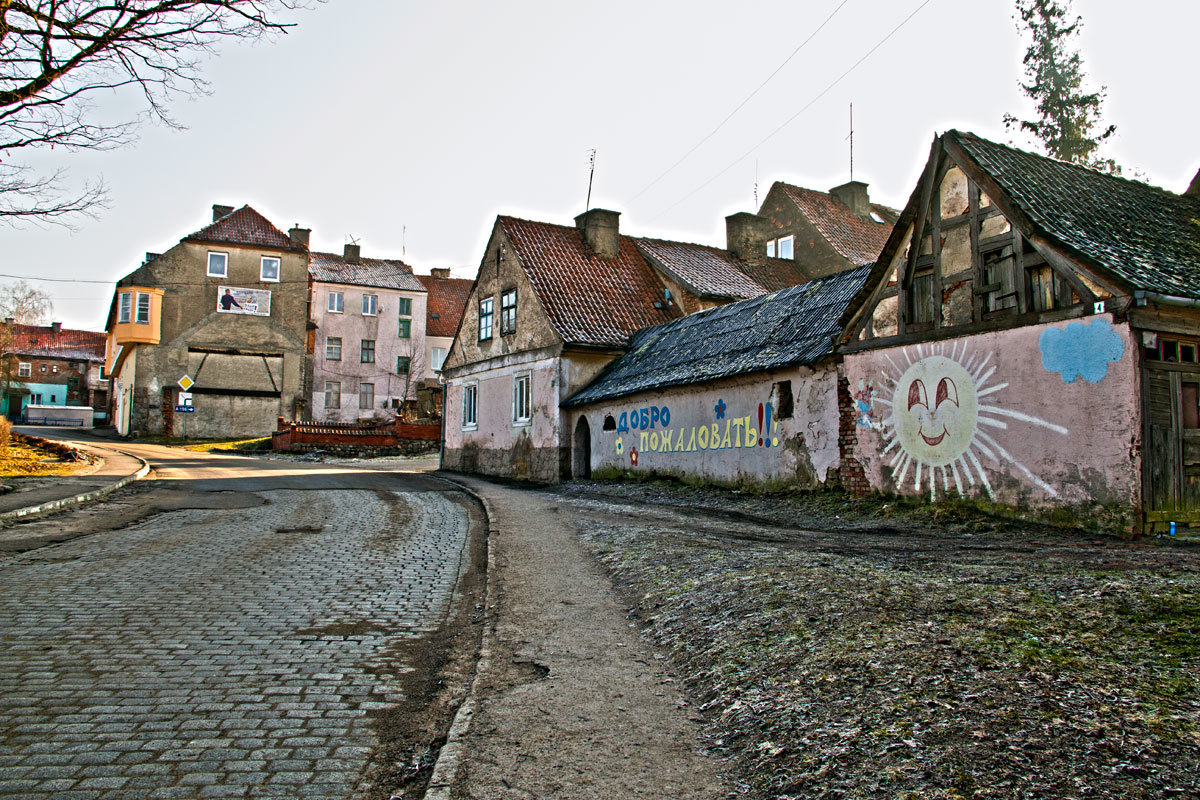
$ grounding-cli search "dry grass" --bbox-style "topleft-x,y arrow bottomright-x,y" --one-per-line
0,433 -> 90,478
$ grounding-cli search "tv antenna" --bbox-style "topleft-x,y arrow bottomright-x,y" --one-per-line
402,225 -> 407,257
845,102 -> 854,182
585,148 -> 597,211
346,234 -> 360,245
754,159 -> 759,208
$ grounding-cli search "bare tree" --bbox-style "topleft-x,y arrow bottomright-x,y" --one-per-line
391,337 -> 424,421
0,280 -> 53,416
0,1 -> 313,222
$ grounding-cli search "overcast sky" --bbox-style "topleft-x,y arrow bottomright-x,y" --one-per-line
2,0 -> 1197,331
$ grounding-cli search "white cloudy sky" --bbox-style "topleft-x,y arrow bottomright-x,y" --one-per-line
2,0 -> 1197,331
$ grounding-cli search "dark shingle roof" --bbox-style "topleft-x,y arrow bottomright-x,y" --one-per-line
184,205 -> 301,251
634,238 -> 766,300
309,251 -> 425,292
950,130 -> 1200,297
416,273 -> 474,337
500,216 -> 678,348
565,265 -> 871,407
776,183 -> 895,266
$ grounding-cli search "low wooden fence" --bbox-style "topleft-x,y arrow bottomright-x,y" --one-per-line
271,416 -> 441,455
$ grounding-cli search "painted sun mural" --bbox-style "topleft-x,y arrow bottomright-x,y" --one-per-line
873,342 -> 1068,500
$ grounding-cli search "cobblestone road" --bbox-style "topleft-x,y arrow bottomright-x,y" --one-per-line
0,486 -> 470,799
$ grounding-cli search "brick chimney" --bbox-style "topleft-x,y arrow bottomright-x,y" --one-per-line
430,267 -> 451,279
574,208 -> 621,259
212,204 -> 235,222
1186,167 -> 1200,197
144,252 -> 160,264
344,243 -> 361,264
725,212 -> 768,262
288,226 -> 311,248
830,181 -> 871,219
51,321 -> 61,333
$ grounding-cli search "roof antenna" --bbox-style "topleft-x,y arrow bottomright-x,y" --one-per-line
402,225 -> 407,258
346,234 -> 360,245
585,148 -> 597,211
845,102 -> 854,182
754,159 -> 759,208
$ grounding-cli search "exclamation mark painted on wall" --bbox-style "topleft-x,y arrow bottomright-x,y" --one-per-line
757,403 -> 764,446
764,402 -> 773,448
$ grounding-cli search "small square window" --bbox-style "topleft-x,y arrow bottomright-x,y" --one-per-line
397,297 -> 412,316
361,339 -> 375,363
328,292 -> 344,313
17,362 -> 30,378
51,365 -> 58,374
479,298 -> 494,340
398,318 -> 411,338
324,381 -> 341,409
207,252 -> 228,277
462,382 -> 478,429
500,289 -> 517,335
777,235 -> 794,260
362,294 -> 378,316
118,292 -> 133,323
396,356 -> 411,375
260,257 -> 281,282
359,382 -> 375,410
325,337 -> 342,361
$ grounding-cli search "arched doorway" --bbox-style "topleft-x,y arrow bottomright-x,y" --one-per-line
572,416 -> 591,479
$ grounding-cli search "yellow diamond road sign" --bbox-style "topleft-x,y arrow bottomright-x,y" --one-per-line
178,375 -> 194,391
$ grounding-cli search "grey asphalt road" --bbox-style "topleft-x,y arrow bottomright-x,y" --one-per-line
0,435 -> 478,800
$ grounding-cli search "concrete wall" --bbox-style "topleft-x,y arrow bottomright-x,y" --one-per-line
842,315 -> 1141,514
568,366 -> 840,487
443,352 -> 566,482
311,282 -> 428,423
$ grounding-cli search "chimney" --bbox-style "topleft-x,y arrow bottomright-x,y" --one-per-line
289,226 -> 311,248
725,212 -> 768,262
430,267 -> 451,279
51,321 -> 62,334
830,181 -> 871,219
1186,167 -> 1200,197
212,204 -> 235,222
344,243 -> 361,264
574,208 -> 621,259
144,252 -> 160,264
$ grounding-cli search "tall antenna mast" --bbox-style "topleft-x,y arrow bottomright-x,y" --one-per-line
402,225 -> 407,257
585,149 -> 597,211
754,159 -> 759,208
846,102 -> 854,182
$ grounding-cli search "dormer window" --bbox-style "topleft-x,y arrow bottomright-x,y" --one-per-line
766,235 -> 794,259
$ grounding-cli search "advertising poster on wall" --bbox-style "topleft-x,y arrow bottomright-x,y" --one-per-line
216,286 -> 271,317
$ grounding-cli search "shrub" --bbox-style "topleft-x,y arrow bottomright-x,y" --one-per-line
0,414 -> 10,450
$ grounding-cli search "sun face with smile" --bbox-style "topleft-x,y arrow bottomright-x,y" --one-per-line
893,355 -> 978,467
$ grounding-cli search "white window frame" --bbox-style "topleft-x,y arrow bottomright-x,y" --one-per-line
362,294 -> 378,316
135,292 -> 151,324
118,292 -> 133,323
512,372 -> 531,425
777,235 -> 795,260
431,347 -> 447,372
260,256 -> 281,282
324,381 -> 341,409
207,251 -> 229,277
479,297 -> 493,340
461,382 -> 478,430
17,362 -> 31,378
358,382 -> 374,410
328,291 -> 344,313
325,336 -> 342,361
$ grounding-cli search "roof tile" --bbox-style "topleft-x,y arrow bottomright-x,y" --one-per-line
416,273 -> 474,337
309,251 -> 425,292
777,183 -> 894,266
634,238 -> 766,299
183,205 -> 300,251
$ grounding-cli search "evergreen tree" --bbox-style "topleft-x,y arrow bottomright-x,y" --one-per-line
1004,0 -> 1120,174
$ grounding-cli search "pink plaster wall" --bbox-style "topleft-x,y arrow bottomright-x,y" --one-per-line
842,315 -> 1140,510
444,357 -> 561,452
570,366 -> 840,487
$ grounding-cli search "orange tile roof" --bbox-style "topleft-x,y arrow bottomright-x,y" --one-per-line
183,205 -> 302,251
416,273 -> 474,338
634,238 -> 766,300
499,216 -> 679,347
777,183 -> 894,266
4,323 -> 105,360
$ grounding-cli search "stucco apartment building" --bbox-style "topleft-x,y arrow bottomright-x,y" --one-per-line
308,245 -> 428,423
105,204 -> 311,437
1,322 -> 107,422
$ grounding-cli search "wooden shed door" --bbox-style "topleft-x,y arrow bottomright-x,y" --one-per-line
1144,368 -> 1200,526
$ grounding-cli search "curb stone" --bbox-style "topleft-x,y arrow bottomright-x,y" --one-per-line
406,476 -> 498,800
0,439 -> 151,523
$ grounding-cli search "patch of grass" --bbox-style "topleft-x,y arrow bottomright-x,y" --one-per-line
0,436 -> 89,478
133,435 -> 271,453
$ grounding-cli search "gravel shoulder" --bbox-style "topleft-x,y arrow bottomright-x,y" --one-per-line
558,479 -> 1200,800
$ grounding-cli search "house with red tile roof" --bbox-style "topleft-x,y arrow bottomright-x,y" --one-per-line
104,204 -> 312,437
1,322 -> 108,422
757,180 -> 898,278
308,244 -> 429,423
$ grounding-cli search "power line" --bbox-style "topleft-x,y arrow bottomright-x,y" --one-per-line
650,0 -> 934,221
0,272 -> 114,284
629,0 -> 855,203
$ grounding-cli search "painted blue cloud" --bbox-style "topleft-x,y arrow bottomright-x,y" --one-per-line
1039,318 -> 1125,384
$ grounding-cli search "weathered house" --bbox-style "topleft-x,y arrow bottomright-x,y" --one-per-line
757,180 -> 897,278
838,130 -> 1200,530
308,245 -> 428,423
1,323 -> 107,422
105,204 -> 311,437
563,266 -> 870,483
414,268 -> 473,417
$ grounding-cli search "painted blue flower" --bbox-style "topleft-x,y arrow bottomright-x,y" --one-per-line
714,399 -> 726,419
1039,318 -> 1126,384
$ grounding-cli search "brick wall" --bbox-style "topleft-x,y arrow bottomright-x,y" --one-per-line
271,416 -> 440,454
836,375 -> 870,496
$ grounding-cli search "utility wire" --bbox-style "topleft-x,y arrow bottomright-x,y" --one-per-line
651,0 -> 933,221
629,0 -> 855,203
